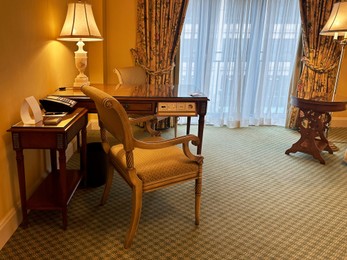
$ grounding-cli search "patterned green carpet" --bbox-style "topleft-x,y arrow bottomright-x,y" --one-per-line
1,126 -> 346,259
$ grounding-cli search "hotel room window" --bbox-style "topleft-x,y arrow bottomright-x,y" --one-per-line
179,0 -> 301,128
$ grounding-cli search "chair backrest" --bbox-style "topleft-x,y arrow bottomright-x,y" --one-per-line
81,85 -> 135,152
113,66 -> 147,85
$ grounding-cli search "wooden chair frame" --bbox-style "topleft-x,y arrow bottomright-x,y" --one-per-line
81,85 -> 203,248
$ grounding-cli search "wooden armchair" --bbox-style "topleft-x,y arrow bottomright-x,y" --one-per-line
81,85 -> 203,248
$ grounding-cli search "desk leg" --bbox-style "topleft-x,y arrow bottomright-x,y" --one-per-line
80,127 -> 87,180
15,150 -> 28,228
186,117 -> 191,135
58,149 -> 68,230
197,114 -> 206,155
50,149 -> 57,172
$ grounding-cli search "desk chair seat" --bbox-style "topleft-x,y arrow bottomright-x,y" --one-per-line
113,66 -> 147,86
110,136 -> 199,190
81,85 -> 203,249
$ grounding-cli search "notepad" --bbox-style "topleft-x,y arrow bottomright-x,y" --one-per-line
43,117 -> 63,125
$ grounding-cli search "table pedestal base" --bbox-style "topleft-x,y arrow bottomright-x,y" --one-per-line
285,97 -> 347,164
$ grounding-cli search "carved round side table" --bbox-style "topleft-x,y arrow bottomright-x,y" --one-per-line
285,96 -> 347,164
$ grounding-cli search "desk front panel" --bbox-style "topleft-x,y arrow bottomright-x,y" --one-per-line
53,84 -> 209,116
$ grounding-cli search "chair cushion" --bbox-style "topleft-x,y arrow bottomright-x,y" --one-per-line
113,66 -> 147,85
110,137 -> 199,186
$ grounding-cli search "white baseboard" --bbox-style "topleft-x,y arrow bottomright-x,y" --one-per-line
0,139 -> 78,250
0,171 -> 49,249
0,174 -> 42,250
331,117 -> 347,128
0,204 -> 21,250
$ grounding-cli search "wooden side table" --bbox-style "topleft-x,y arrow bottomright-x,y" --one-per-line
8,108 -> 88,229
285,96 -> 347,164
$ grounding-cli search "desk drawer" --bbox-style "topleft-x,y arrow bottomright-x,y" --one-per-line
120,102 -> 155,114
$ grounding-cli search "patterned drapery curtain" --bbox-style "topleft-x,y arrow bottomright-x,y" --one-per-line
288,0 -> 341,128
131,0 -> 189,97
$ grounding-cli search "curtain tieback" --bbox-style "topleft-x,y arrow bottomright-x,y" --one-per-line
131,48 -> 175,76
145,65 -> 174,76
136,63 -> 175,76
301,56 -> 337,74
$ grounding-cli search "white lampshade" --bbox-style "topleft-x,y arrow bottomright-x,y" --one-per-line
321,2 -> 347,37
57,1 -> 103,87
58,1 -> 102,42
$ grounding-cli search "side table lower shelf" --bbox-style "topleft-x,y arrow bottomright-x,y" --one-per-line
27,169 -> 82,210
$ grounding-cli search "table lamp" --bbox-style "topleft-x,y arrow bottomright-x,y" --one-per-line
58,0 -> 103,88
320,2 -> 347,101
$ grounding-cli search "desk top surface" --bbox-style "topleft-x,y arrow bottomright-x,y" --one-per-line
52,84 -> 209,101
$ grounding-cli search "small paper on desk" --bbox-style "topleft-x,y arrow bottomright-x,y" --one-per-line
44,112 -> 68,117
43,117 -> 63,125
190,92 -> 204,97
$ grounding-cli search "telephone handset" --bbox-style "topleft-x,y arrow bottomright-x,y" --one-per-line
40,95 -> 77,113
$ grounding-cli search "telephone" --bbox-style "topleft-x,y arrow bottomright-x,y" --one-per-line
40,95 -> 77,113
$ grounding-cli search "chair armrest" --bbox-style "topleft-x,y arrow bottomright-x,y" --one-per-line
129,115 -> 157,125
134,134 -> 203,162
129,115 -> 161,137
134,134 -> 199,148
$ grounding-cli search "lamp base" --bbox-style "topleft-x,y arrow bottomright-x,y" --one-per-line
73,40 -> 90,88
74,75 -> 90,88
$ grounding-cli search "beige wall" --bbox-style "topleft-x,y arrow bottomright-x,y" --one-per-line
0,0 -> 75,248
104,0 -> 137,83
88,0 -> 137,85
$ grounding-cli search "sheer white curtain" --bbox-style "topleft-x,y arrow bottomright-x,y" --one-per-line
178,0 -> 301,127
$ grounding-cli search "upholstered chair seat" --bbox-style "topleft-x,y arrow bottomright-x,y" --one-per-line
110,136 -> 199,191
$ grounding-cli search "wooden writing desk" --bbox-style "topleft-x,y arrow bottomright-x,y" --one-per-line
52,84 -> 209,154
8,108 -> 88,229
285,96 -> 347,164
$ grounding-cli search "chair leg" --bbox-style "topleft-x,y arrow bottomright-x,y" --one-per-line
124,184 -> 143,249
195,177 -> 202,225
100,163 -> 114,205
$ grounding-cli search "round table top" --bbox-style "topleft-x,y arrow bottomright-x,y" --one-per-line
291,96 -> 347,113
